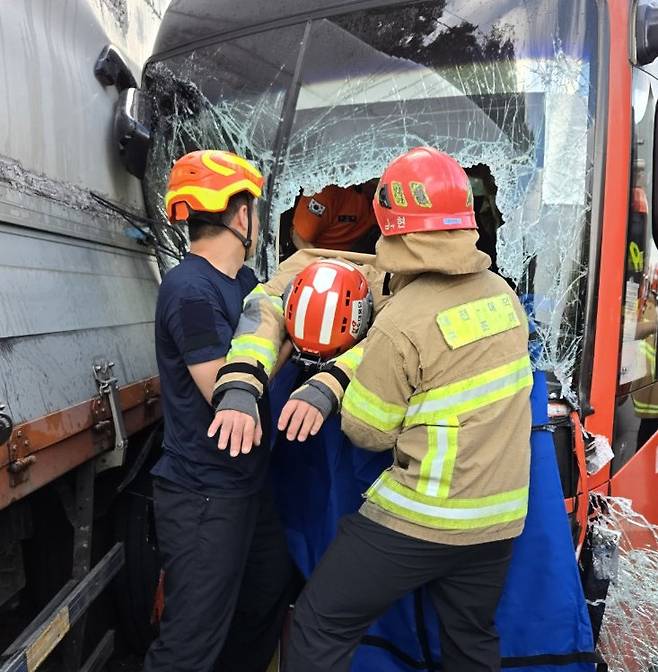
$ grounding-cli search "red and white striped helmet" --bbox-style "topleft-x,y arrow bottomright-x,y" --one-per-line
283,259 -> 373,361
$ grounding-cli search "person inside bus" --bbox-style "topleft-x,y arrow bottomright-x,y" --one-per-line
466,164 -> 502,274
292,180 -> 380,253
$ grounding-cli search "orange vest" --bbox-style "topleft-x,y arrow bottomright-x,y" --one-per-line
293,185 -> 377,250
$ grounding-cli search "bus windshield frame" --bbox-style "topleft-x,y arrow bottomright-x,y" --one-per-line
143,0 -> 600,403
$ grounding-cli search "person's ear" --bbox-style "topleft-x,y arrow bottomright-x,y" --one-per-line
235,203 -> 250,234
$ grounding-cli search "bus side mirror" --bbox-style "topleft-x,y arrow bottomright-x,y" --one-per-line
95,44 -> 137,92
113,88 -> 152,179
95,45 -> 151,179
636,1 -> 658,65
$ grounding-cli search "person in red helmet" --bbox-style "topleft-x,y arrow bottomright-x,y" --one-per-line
209,248 -> 388,448
280,147 -> 532,672
145,150 -> 293,672
283,259 -> 373,363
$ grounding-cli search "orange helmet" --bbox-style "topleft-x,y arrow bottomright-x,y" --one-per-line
165,150 -> 264,224
284,260 -> 373,362
373,147 -> 477,236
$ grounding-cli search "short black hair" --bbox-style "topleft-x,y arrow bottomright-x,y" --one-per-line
187,191 -> 254,242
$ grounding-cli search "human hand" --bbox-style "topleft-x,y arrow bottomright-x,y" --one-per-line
277,399 -> 325,442
208,410 -> 263,457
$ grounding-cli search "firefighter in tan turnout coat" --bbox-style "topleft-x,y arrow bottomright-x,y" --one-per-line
210,148 -> 533,672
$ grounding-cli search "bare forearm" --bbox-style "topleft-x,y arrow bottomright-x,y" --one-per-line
188,357 -> 226,405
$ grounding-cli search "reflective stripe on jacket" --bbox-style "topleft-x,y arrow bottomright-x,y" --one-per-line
341,231 -> 532,545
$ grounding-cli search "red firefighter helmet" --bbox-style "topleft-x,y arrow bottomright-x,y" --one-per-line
284,259 -> 373,361
373,147 -> 477,236
165,150 -> 264,224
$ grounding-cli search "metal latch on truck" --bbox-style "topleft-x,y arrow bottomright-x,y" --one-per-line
1,405 -> 36,487
93,359 -> 128,472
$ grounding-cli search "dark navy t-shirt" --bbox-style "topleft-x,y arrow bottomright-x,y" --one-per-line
151,253 -> 266,496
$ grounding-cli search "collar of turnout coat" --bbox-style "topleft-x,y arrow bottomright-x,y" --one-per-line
375,230 -> 491,293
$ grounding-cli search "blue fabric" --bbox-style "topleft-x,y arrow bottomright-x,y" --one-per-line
495,368 -> 595,671
270,359 -> 596,671
269,363 -> 392,570
152,253 -> 266,496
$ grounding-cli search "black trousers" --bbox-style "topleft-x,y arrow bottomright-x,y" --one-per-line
286,513 -> 513,672
144,478 -> 294,672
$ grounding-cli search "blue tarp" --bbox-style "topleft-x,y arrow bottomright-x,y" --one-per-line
269,360 -> 596,671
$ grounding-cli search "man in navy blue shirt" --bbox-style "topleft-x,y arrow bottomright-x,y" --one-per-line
144,150 -> 293,672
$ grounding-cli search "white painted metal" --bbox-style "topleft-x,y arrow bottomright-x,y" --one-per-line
0,0 -> 170,424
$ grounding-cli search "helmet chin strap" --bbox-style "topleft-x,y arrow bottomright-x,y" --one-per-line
222,224 -> 251,260
217,206 -> 253,260
188,204 -> 253,260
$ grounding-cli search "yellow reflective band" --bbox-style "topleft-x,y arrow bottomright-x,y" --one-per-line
343,377 -> 406,432
367,473 -> 528,530
334,346 -> 364,371
632,398 -> 658,416
391,181 -> 408,208
164,179 -> 262,212
269,296 -> 284,314
418,423 -> 459,497
243,284 -> 267,304
405,355 -> 532,427
243,285 -> 283,315
629,242 -> 644,273
215,151 -> 263,179
227,335 -> 277,373
409,181 -> 432,208
437,294 -> 521,349
201,151 -> 236,176
640,340 -> 657,367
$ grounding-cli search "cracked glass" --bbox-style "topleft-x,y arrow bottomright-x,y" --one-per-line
143,0 -> 599,402
142,24 -> 306,270
592,496 -> 658,671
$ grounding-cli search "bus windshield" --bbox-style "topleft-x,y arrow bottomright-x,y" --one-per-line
144,0 -> 599,401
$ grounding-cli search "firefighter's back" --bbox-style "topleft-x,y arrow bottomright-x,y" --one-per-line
360,268 -> 533,546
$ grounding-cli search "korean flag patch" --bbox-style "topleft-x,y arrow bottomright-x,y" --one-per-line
308,198 -> 326,217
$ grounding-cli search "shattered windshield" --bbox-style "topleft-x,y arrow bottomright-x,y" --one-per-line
144,0 -> 598,401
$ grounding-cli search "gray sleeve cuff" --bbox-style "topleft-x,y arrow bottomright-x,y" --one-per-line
214,388 -> 259,425
290,380 -> 337,420
211,380 -> 260,409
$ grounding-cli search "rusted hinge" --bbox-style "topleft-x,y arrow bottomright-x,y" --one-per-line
143,380 -> 159,415
4,405 -> 36,487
